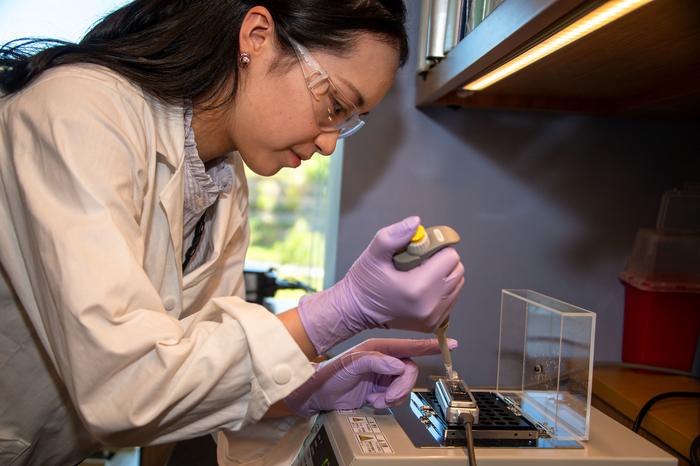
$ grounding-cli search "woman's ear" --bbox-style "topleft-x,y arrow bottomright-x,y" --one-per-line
238,6 -> 275,58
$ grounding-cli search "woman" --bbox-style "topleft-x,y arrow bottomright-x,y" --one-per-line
0,1 -> 465,464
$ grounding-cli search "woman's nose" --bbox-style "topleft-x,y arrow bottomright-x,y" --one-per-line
314,131 -> 339,156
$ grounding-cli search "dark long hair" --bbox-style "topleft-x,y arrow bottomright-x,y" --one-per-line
0,0 -> 407,107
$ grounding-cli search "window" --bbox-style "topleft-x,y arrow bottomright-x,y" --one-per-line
245,144 -> 343,311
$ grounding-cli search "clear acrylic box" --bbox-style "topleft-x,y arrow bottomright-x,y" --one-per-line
496,289 -> 596,442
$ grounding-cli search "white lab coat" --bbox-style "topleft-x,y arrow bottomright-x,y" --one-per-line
0,64 -> 314,465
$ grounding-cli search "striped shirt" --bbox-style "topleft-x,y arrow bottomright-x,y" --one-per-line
182,105 -> 233,273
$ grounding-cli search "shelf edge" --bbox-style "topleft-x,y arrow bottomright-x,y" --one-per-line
416,0 -> 586,107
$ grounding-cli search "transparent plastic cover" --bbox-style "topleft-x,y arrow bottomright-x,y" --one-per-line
496,289 -> 596,441
656,188 -> 700,234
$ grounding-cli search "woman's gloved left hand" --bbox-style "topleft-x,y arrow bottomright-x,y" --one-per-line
284,338 -> 458,417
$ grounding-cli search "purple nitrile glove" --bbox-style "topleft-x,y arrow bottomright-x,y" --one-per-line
284,338 -> 458,417
298,216 -> 465,353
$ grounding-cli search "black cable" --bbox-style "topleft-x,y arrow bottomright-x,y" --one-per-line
182,213 -> 207,271
459,412 -> 477,466
690,434 -> 700,466
631,391 -> 700,433
275,277 -> 315,293
690,435 -> 700,466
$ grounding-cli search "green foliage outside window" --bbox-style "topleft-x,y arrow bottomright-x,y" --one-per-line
245,155 -> 331,296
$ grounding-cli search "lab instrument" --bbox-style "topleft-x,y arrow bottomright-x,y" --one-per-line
292,291 -> 675,465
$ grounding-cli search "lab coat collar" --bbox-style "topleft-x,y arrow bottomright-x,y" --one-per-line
150,100 -> 241,281
152,99 -> 186,263
159,157 -> 185,269
152,98 -> 186,170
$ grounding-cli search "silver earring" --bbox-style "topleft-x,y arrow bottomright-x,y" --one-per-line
239,52 -> 251,67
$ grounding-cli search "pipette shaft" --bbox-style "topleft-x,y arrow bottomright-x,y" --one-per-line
435,319 -> 453,379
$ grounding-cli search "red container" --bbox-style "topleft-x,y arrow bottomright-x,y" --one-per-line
621,281 -> 700,372
621,191 -> 700,371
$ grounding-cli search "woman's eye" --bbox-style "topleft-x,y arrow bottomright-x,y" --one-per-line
329,95 -> 345,117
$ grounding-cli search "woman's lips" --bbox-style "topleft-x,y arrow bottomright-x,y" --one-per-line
289,150 -> 302,167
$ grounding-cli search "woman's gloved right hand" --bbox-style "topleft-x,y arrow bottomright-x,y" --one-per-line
284,337 -> 458,417
298,216 -> 465,354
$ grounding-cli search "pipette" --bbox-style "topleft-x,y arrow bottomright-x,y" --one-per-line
393,224 -> 461,379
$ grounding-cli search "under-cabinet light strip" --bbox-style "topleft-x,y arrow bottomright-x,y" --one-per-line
463,0 -> 655,91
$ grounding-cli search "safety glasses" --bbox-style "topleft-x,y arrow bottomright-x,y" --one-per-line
289,38 -> 365,139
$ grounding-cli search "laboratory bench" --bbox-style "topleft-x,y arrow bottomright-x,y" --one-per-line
126,365 -> 700,466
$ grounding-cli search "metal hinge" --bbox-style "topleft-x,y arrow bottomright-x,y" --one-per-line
534,421 -> 555,438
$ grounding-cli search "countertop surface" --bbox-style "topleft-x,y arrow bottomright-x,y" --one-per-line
593,365 -> 700,459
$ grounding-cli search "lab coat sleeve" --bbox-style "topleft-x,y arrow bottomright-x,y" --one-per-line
2,70 -> 314,446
